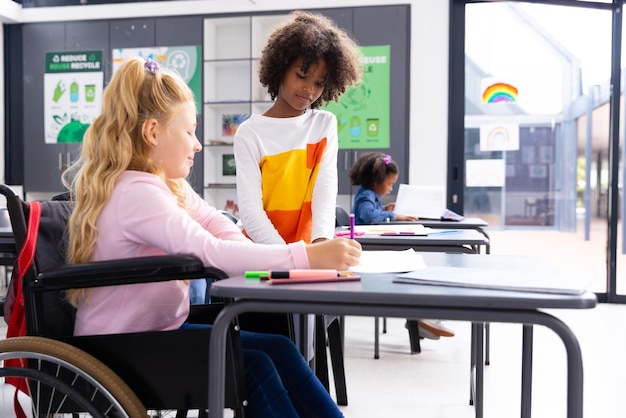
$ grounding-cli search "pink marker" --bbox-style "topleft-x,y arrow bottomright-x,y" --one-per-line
269,269 -> 339,279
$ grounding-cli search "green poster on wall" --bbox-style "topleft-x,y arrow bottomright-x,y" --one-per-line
323,45 -> 390,149
112,46 -> 202,113
44,50 -> 104,144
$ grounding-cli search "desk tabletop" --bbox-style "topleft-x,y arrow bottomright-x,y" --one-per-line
371,217 -> 488,229
211,253 -> 597,311
356,228 -> 489,246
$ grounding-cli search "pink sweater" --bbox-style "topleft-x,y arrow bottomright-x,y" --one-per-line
73,171 -> 309,336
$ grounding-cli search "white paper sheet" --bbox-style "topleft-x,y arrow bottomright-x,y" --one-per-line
350,249 -> 427,273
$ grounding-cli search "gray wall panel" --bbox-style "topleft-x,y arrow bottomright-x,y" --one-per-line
110,19 -> 155,48
66,21 -> 111,83
156,16 -> 202,46
23,23 -> 66,192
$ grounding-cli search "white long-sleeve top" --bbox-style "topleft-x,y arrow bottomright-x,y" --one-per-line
234,110 -> 338,245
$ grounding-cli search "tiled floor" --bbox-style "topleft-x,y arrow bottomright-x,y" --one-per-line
336,306 -> 626,418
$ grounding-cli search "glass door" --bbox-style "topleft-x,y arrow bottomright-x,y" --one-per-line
461,1 -> 617,295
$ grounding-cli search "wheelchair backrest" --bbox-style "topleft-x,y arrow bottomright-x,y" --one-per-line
1,184 -> 77,337
30,200 -> 76,337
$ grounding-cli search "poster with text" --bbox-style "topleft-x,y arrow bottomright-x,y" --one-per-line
112,46 -> 201,112
44,51 -> 104,144
323,45 -> 390,149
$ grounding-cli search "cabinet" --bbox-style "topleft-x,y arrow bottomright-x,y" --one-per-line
202,15 -> 286,210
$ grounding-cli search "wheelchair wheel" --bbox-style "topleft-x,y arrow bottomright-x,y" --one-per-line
0,336 -> 147,417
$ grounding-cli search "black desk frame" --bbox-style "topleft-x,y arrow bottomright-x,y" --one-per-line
208,293 -> 592,418
356,230 -> 490,382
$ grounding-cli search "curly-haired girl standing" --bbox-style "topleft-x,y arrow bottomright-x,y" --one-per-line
234,11 -> 363,359
235,10 -> 362,246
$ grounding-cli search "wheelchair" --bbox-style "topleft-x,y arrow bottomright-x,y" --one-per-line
0,183 -> 250,417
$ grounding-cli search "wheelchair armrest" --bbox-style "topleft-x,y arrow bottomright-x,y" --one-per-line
34,255 -> 219,291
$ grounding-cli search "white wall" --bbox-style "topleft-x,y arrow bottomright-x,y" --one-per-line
1,0 -> 449,190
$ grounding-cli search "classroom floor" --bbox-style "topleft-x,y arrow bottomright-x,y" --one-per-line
336,307 -> 625,418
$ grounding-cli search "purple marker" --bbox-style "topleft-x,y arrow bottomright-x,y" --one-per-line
349,213 -> 355,239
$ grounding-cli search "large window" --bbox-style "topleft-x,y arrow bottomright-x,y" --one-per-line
453,0 -> 623,299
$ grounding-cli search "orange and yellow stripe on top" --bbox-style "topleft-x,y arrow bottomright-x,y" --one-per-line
260,138 -> 328,244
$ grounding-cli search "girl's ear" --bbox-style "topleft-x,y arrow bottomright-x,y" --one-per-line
142,119 -> 159,146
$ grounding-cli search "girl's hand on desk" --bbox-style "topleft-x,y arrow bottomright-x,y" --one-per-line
384,202 -> 396,211
396,214 -> 418,221
306,238 -> 362,270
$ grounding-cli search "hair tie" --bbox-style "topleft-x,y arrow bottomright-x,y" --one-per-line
383,155 -> 392,165
144,57 -> 161,74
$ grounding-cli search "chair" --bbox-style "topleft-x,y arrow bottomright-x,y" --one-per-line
0,184 -> 249,417
335,205 -> 351,228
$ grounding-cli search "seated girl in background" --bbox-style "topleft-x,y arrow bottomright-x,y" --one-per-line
62,56 -> 361,418
348,152 -> 418,224
348,152 -> 454,344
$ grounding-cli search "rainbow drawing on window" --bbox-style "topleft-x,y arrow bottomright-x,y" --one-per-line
481,82 -> 518,104
479,123 -> 519,151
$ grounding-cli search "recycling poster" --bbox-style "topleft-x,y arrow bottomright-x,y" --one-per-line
323,45 -> 390,149
44,50 -> 104,144
112,46 -> 201,113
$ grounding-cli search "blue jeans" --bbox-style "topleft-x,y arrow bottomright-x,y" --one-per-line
190,278 -> 219,304
189,279 -> 209,304
180,323 -> 343,418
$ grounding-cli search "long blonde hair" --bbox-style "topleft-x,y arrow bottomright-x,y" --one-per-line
62,57 -> 194,305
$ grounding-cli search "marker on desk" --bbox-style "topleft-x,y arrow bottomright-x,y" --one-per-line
349,213 -> 355,239
245,271 -> 269,280
270,269 -> 340,279
245,269 -> 355,281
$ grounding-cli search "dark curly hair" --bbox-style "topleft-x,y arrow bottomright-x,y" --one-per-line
349,152 -> 399,189
259,10 -> 362,109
